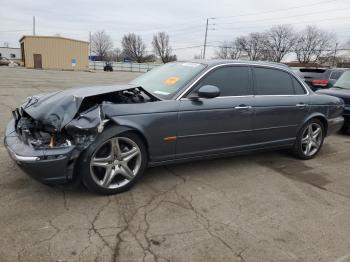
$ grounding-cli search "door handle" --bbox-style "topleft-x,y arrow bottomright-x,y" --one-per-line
234,105 -> 252,110
296,103 -> 307,108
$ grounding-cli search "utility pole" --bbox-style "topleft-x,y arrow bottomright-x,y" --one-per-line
89,31 -> 92,61
33,16 -> 36,36
332,42 -> 338,67
203,18 -> 209,60
202,18 -> 215,60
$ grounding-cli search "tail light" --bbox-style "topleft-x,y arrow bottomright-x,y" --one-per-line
311,79 -> 329,87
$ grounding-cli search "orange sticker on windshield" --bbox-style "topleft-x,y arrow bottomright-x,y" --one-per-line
164,76 -> 180,86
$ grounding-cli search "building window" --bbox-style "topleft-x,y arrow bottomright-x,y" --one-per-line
10,54 -> 16,58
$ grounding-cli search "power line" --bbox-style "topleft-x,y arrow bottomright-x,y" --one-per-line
0,29 -> 29,33
212,0 -> 339,20
172,45 -> 202,50
209,15 -> 350,33
215,5 -> 350,26
172,43 -> 350,52
121,0 -> 341,35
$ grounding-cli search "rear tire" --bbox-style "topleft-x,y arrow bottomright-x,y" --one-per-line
79,127 -> 147,195
292,119 -> 325,160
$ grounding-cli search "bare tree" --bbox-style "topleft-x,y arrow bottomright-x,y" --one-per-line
264,25 -> 297,62
215,40 -> 241,60
121,33 -> 147,63
295,25 -> 334,64
152,32 -> 176,63
107,48 -> 122,62
91,30 -> 113,60
236,33 -> 267,61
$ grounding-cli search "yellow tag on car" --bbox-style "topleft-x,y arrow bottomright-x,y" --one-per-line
164,76 -> 180,86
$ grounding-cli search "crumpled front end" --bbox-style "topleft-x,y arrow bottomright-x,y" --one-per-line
4,85 -> 157,183
5,118 -> 77,183
5,106 -> 106,183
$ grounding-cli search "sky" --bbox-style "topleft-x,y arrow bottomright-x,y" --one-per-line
1,0 -> 350,60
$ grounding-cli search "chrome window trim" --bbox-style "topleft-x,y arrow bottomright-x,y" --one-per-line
180,95 -> 254,101
251,65 -> 310,96
175,62 -> 310,100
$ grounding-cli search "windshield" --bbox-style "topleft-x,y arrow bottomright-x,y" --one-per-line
334,71 -> 350,89
131,62 -> 206,99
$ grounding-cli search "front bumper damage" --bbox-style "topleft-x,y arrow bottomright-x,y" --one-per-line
5,119 -> 77,183
4,85 -> 157,184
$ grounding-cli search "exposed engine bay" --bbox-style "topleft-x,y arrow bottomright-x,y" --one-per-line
13,86 -> 157,150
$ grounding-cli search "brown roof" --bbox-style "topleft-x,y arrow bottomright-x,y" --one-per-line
19,35 -> 89,44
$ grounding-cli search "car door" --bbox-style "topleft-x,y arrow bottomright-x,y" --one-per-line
176,65 -> 255,159
252,66 -> 310,145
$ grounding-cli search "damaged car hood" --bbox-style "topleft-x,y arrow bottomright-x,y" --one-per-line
20,84 -> 144,131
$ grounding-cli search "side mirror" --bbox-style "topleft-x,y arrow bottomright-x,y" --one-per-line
197,85 -> 220,99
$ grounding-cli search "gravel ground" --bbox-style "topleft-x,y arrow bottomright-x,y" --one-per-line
0,67 -> 350,262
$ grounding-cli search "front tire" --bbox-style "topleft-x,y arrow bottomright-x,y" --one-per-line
80,127 -> 147,195
292,119 -> 325,160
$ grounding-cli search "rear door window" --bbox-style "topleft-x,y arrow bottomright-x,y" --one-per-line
253,67 -> 294,95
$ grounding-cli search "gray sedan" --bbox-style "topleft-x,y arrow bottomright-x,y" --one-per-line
4,60 -> 344,194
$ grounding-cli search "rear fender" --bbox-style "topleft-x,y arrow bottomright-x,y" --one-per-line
300,113 -> 328,135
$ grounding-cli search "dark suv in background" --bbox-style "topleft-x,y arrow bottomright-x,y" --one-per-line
293,68 -> 346,91
317,70 -> 350,132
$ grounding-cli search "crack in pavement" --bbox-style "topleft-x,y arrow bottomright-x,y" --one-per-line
61,190 -> 69,211
111,167 -> 187,262
88,196 -> 113,253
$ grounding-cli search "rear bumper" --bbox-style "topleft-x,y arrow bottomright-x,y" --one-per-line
4,119 -> 76,184
327,116 -> 344,135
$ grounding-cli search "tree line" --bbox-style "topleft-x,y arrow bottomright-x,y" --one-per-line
91,30 -> 177,63
92,25 -> 348,65
214,24 -> 339,64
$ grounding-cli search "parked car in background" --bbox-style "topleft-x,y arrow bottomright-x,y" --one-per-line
317,70 -> 350,132
0,57 -> 18,67
294,68 -> 346,91
4,61 -> 344,194
104,62 -> 113,72
0,57 -> 11,66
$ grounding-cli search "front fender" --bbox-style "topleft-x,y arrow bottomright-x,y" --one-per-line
108,113 -> 178,163
109,117 -> 146,136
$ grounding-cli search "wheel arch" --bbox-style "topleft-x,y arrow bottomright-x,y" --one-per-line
106,118 -> 150,158
302,113 -> 328,136
71,119 -> 150,186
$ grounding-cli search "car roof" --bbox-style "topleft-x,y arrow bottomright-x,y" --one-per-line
182,59 -> 289,70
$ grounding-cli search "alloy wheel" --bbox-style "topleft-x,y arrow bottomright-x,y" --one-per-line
301,123 -> 323,157
90,137 -> 142,189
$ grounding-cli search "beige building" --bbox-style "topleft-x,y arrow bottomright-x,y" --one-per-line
19,36 -> 89,70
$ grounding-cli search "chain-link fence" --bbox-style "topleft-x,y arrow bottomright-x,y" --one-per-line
89,61 -> 162,72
